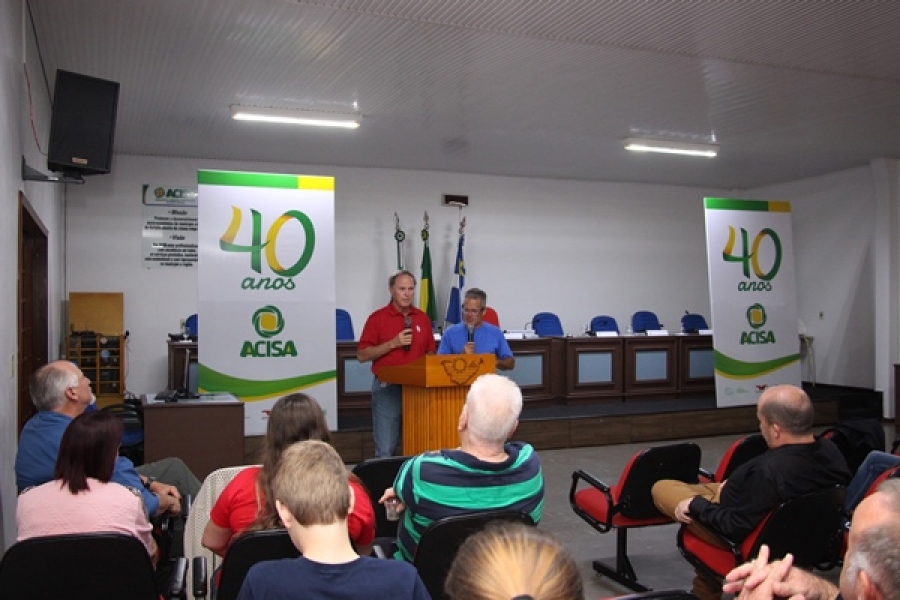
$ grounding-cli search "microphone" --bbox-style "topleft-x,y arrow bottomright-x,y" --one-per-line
467,324 -> 475,344
404,316 -> 412,351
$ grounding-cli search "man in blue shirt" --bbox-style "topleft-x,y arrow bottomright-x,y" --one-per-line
438,288 -> 515,370
15,360 -> 200,516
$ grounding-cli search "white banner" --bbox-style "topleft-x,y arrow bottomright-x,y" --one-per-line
198,171 -> 336,434
704,198 -> 801,407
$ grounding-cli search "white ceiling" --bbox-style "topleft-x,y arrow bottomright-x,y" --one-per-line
27,0 -> 900,189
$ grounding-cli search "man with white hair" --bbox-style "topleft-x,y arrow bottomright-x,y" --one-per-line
724,478 -> 900,600
15,360 -> 200,516
379,373 -> 544,561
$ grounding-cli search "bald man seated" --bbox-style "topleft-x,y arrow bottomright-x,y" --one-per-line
651,384 -> 851,600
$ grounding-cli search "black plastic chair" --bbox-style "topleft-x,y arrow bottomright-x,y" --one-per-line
677,485 -> 846,581
103,402 -> 145,465
570,442 -> 702,592
213,529 -> 299,600
699,433 -> 768,483
351,455 -> 410,540
412,509 -> 535,600
0,532 -> 187,599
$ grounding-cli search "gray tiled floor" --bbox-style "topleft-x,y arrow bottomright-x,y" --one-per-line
536,426 -> 896,598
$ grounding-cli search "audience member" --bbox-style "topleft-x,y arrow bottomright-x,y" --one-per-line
723,478 -> 900,600
438,288 -> 515,370
844,449 -> 900,510
445,521 -> 583,600
16,411 -> 158,564
380,373 -> 544,561
15,361 -> 200,516
651,384 -> 851,599
202,393 -> 375,557
357,269 -> 436,458
236,440 -> 430,600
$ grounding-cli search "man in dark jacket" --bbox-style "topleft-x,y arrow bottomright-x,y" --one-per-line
652,384 -> 851,599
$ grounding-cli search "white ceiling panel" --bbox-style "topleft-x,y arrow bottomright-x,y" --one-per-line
26,0 -> 900,188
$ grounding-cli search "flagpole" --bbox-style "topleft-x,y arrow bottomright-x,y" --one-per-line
444,213 -> 467,328
394,212 -> 405,270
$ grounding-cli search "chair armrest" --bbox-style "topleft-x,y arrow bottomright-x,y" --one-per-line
698,467 -> 715,483
372,544 -> 387,559
569,469 -> 615,533
167,557 -> 189,600
192,556 -> 209,598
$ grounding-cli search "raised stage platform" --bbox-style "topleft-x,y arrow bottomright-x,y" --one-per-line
243,382 -> 883,464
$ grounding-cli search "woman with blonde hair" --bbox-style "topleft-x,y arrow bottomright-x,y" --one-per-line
202,393 -> 375,558
445,521 -> 584,600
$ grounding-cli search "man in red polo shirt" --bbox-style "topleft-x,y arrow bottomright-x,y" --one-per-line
358,270 -> 435,457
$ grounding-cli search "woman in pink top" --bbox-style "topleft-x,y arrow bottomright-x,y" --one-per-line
16,411 -> 158,563
202,394 -> 375,557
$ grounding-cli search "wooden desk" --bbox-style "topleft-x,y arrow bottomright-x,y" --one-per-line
142,393 -> 244,480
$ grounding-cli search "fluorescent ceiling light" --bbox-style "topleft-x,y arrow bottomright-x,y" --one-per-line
624,137 -> 718,158
231,105 -> 360,129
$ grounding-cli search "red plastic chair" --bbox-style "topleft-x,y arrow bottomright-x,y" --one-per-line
698,434 -> 768,484
482,306 -> 500,328
677,485 -> 846,580
570,442 -> 702,592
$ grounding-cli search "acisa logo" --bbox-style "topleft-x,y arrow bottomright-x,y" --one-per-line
722,226 -> 781,292
220,206 -> 315,291
241,305 -> 298,358
740,303 -> 776,345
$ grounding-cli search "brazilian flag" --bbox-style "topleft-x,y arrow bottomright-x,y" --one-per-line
419,232 -> 438,326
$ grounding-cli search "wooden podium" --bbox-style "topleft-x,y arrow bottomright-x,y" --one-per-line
378,354 -> 496,455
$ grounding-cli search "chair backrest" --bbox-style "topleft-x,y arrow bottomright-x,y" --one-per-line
413,510 -> 535,600
482,306 -> 500,328
740,485 -> 846,569
103,403 -> 144,445
590,315 -> 620,334
0,533 -> 160,599
821,419 -> 886,473
864,464 -> 900,500
185,313 -> 199,336
714,434 -> 768,482
631,310 -> 661,333
336,308 -> 355,341
681,313 -> 709,333
184,465 -> 256,600
617,442 -> 702,519
532,312 -> 564,337
351,456 -> 410,538
216,529 -> 300,600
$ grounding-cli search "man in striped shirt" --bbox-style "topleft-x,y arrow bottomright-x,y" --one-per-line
379,373 -> 544,561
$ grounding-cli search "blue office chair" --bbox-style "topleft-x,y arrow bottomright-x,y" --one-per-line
590,315 -> 620,334
336,308 -> 355,341
681,313 -> 709,333
532,312 -> 564,337
631,311 -> 661,334
185,313 -> 199,337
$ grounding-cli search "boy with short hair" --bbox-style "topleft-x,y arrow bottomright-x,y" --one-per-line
237,440 -> 430,600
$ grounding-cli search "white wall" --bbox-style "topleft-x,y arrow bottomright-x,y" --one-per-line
750,166 -> 877,389
2,0 -> 67,551
65,154 -> 724,395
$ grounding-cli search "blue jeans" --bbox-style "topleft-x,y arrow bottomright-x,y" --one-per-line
371,378 -> 402,458
845,450 -> 900,510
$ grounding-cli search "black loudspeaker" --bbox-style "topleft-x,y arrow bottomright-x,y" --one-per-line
47,69 -> 120,177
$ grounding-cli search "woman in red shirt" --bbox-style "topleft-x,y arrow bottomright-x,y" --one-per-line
201,394 -> 375,557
